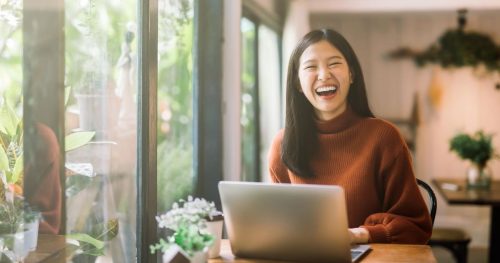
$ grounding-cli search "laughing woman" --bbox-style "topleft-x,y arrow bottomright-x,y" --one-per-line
268,29 -> 432,244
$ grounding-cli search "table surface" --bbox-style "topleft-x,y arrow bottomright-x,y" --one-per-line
25,234 -> 66,263
432,178 -> 500,206
208,240 -> 436,263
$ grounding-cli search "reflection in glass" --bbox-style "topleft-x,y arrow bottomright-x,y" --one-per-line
0,1 -> 31,261
65,0 -> 137,261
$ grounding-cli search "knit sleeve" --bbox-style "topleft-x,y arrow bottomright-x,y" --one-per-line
361,128 -> 432,244
268,130 -> 291,183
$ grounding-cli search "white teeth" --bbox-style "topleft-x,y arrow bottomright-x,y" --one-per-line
316,86 -> 337,92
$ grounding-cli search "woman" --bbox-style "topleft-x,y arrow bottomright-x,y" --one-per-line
268,29 -> 432,244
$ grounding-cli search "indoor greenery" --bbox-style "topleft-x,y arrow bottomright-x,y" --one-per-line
413,29 -> 500,72
388,9 -> 500,74
150,196 -> 221,257
449,130 -> 495,168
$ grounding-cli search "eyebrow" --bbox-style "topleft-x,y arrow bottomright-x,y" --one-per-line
301,55 -> 344,65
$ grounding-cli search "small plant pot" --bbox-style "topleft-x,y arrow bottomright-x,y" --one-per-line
24,219 -> 40,252
0,230 -> 31,262
205,215 -> 224,258
162,244 -> 208,263
466,164 -> 492,189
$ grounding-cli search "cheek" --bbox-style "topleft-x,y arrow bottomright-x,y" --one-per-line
299,73 -> 313,87
298,74 -> 307,91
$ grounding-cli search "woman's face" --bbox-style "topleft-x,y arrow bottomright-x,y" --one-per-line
298,40 -> 352,121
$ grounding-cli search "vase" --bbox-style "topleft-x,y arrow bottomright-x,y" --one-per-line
466,163 -> 492,189
205,216 -> 224,258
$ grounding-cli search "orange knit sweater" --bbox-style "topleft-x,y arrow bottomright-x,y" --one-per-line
268,108 -> 432,244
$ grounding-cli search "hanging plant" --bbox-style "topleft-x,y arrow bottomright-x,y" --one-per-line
388,9 -> 500,76
412,29 -> 500,71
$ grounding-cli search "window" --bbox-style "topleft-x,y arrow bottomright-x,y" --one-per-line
257,25 -> 281,182
1,0 -> 224,261
240,17 -> 259,182
240,11 -> 282,183
65,0 -> 138,260
157,0 -> 195,213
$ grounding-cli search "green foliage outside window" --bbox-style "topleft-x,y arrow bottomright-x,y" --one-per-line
157,0 -> 195,212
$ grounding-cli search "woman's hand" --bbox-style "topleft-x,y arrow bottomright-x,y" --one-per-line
348,227 -> 370,244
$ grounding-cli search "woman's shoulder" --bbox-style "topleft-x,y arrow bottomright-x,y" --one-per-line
268,129 -> 285,167
270,129 -> 285,149
361,117 -> 406,145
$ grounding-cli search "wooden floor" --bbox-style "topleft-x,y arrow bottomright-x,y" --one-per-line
432,246 -> 488,263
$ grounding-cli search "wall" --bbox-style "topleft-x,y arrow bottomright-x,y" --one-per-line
311,10 -> 500,247
307,0 -> 500,12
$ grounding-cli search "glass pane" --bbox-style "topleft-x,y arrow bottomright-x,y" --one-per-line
258,25 -> 281,183
65,0 -> 138,261
157,0 -> 195,213
0,0 -> 22,110
240,17 -> 258,182
0,1 -> 25,260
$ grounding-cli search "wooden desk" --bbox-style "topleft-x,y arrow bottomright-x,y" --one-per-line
25,234 -> 66,263
209,240 -> 436,262
433,178 -> 500,263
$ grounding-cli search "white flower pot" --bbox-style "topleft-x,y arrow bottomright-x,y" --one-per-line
0,231 -> 30,262
190,250 -> 208,263
205,219 -> 223,258
24,219 -> 39,252
162,245 -> 208,263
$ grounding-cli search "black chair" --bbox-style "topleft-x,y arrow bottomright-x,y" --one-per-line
417,179 -> 471,263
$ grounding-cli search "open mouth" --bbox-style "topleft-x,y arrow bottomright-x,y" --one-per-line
315,86 -> 338,96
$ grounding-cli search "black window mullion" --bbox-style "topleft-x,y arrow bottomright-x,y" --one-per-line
194,0 -> 224,209
137,0 -> 158,261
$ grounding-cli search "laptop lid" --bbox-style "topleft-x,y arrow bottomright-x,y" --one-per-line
218,181 -> 354,263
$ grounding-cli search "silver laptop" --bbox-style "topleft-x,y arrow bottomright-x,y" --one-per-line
218,181 -> 371,263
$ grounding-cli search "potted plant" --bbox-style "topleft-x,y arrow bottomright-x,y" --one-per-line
450,130 -> 496,188
151,196 -> 224,262
0,181 -> 41,262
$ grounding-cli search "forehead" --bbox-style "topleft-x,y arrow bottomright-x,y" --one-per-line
299,40 -> 345,63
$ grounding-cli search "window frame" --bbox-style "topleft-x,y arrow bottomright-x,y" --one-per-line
21,0 -> 228,260
240,3 -> 283,183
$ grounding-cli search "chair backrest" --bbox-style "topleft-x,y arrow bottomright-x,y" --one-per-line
416,178 -> 437,227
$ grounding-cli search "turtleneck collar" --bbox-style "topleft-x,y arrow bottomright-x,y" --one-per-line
315,106 -> 362,134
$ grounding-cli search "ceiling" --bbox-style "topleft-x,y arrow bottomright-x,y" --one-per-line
306,0 -> 500,13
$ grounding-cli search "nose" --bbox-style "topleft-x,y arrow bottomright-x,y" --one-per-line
317,66 -> 331,81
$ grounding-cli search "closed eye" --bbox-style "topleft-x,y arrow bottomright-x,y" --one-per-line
328,62 -> 342,67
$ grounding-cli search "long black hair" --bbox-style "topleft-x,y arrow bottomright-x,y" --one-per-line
281,29 -> 374,178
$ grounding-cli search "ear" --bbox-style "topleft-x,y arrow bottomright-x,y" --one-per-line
349,71 -> 354,84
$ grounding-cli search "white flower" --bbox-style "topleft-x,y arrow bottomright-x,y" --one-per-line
156,196 -> 222,231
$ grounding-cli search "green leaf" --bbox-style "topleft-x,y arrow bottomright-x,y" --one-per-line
65,131 -> 95,152
0,146 -> 9,171
11,154 -> 23,184
0,103 -> 19,137
92,218 -> 119,241
66,233 -> 105,250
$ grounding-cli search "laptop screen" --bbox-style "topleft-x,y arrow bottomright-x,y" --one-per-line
218,181 -> 355,262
